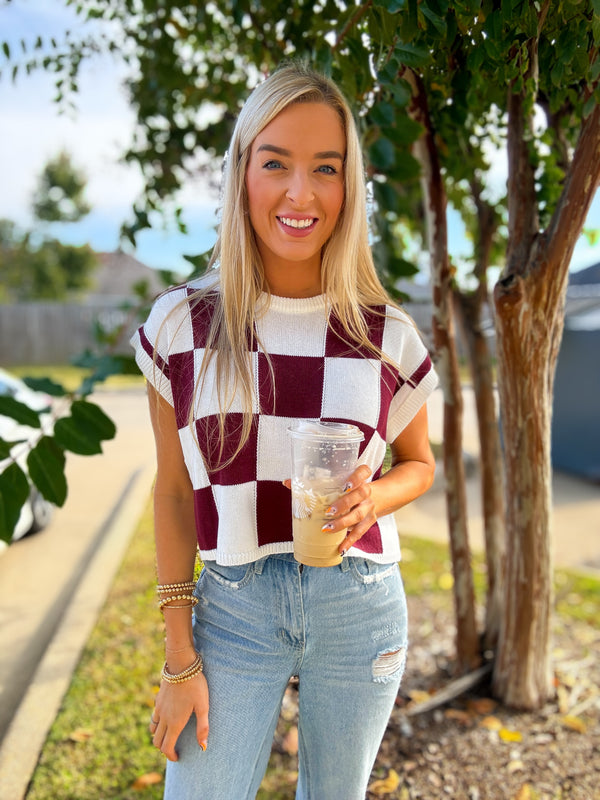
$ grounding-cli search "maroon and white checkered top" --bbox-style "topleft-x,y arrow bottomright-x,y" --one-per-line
131,279 -> 438,565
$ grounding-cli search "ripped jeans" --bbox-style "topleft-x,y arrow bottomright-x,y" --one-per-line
164,553 -> 408,800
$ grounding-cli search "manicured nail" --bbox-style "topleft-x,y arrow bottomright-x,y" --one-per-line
340,549 -> 347,557
325,505 -> 336,517
343,482 -> 353,493
321,523 -> 335,532
200,742 -> 207,752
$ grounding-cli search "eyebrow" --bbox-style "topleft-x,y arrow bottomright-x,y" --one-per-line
256,144 -> 344,160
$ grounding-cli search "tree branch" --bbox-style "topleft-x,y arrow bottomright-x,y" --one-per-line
333,0 -> 373,51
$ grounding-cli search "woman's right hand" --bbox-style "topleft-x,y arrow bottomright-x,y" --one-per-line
149,654 -> 210,761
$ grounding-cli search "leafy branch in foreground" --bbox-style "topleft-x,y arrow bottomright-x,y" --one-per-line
0,272 -> 178,543
0,378 -> 116,543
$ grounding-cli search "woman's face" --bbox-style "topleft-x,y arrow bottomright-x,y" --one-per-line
245,101 -> 346,296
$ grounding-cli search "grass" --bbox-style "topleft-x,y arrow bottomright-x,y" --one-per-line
10,364 -> 145,393
24,499 -> 600,799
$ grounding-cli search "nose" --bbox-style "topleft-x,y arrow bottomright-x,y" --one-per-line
285,170 -> 314,206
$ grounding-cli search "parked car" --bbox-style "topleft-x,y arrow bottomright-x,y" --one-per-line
0,368 -> 55,545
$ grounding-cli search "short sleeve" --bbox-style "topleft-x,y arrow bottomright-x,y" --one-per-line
383,310 -> 438,443
130,291 -> 177,406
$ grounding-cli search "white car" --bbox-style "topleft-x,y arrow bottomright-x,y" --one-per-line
0,368 -> 55,547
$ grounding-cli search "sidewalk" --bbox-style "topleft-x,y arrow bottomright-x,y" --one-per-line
0,390 -> 156,800
399,390 -> 600,573
0,387 -> 598,799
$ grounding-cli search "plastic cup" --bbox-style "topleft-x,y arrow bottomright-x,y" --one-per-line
287,420 -> 364,567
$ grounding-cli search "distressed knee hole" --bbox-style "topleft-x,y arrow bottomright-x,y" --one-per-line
372,646 -> 406,683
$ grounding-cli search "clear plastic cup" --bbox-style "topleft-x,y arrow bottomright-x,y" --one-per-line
287,420 -> 364,567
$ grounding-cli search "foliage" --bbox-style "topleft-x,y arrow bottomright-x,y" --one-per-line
0,378 -> 116,543
0,218 -> 97,301
32,150 -> 91,223
0,150 -> 98,301
1,1 -> 599,704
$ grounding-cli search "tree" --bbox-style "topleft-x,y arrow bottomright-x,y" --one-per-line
0,151 -> 97,300
0,221 -> 97,300
32,150 -> 91,223
2,0 -> 599,708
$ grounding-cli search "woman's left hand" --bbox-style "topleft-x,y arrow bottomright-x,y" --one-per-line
321,464 -> 375,553
284,464 -> 375,554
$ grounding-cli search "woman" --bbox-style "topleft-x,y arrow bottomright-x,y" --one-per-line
132,61 -> 438,799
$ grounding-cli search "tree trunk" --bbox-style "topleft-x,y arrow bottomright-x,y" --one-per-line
454,290 -> 505,651
453,179 -> 505,651
405,68 -> 480,672
493,96 -> 600,709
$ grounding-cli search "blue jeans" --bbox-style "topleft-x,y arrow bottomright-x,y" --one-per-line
164,553 -> 408,800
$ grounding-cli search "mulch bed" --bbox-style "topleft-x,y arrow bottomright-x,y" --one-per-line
267,593 -> 600,800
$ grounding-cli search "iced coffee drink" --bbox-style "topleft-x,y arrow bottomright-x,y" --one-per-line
287,421 -> 364,567
291,477 -> 346,567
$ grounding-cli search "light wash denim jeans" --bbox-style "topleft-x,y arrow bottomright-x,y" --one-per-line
164,553 -> 408,800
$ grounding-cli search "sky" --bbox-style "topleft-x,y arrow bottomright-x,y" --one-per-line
1,0 -> 599,280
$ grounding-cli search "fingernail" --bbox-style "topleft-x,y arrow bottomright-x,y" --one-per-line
325,505 -> 336,517
200,742 -> 207,752
343,482 -> 353,493
340,549 -> 347,557
321,523 -> 334,532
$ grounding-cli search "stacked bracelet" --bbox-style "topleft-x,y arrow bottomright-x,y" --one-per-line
161,653 -> 204,684
158,594 -> 198,610
157,581 -> 198,611
157,581 -> 196,593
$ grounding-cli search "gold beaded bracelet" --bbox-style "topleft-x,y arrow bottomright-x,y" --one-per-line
161,653 -> 204,684
157,581 -> 196,593
158,594 -> 198,610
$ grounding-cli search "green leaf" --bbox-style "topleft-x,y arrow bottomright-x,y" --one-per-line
370,102 -> 395,127
369,137 -> 396,170
27,436 -> 67,506
421,5 -> 447,37
387,117 -> 424,146
54,416 -> 103,455
394,42 -> 431,69
0,396 -> 42,428
2,42 -> 9,59
0,437 -> 26,459
388,151 -> 422,181
22,376 -> 68,397
0,463 -> 30,543
71,400 -> 117,443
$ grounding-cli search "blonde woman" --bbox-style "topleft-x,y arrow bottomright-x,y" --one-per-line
132,61 -> 438,799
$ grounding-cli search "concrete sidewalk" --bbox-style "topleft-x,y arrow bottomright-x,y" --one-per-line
0,389 -> 156,800
403,389 -> 600,573
0,386 -> 598,800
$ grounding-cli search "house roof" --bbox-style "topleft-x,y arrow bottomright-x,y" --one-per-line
86,251 -> 175,301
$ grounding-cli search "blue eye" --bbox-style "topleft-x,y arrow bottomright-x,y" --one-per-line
318,165 -> 338,175
263,160 -> 283,170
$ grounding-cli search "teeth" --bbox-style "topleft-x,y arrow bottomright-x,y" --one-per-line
279,216 -> 314,229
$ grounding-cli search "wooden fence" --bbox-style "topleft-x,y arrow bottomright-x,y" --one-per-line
0,301 -> 139,366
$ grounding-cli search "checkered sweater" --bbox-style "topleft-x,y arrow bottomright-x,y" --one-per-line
131,279 -> 438,565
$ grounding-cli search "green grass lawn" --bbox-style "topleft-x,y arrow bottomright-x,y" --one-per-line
24,501 -> 600,799
11,364 -> 145,393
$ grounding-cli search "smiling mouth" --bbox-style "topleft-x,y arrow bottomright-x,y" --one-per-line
278,216 -> 316,230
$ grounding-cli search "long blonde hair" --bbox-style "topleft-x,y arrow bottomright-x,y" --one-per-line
164,61 -> 403,467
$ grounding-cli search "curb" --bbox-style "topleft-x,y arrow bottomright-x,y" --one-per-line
0,463 -> 155,800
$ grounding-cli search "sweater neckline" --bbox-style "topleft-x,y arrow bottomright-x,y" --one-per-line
259,292 -> 328,314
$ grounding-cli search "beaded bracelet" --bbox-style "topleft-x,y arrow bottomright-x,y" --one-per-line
158,594 -> 198,610
157,581 -> 196,593
161,653 -> 204,684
